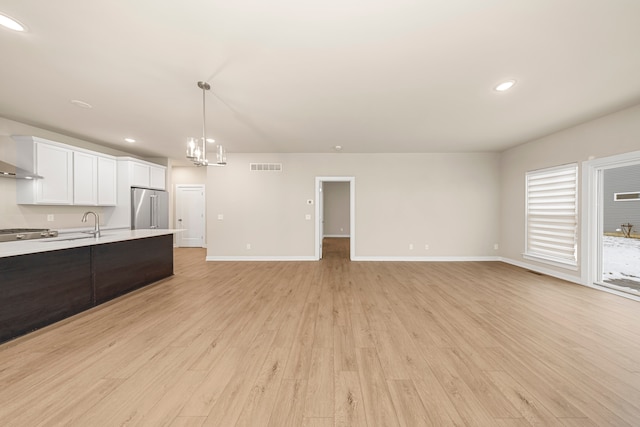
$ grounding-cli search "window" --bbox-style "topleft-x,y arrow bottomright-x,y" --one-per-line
525,163 -> 578,268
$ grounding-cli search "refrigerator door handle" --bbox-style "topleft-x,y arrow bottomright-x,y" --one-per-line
150,194 -> 157,229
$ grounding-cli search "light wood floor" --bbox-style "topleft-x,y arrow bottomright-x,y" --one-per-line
2,238 -> 640,426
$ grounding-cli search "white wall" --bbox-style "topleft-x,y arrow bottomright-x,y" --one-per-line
500,103 -> 640,280
206,152 -> 501,259
323,181 -> 350,237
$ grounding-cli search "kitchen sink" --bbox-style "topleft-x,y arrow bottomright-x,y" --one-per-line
38,231 -> 124,242
38,234 -> 95,242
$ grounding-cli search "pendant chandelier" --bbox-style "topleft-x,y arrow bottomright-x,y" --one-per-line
186,81 -> 227,166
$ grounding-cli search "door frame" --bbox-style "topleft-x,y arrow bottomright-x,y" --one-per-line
583,150 -> 640,301
315,176 -> 355,260
175,184 -> 206,248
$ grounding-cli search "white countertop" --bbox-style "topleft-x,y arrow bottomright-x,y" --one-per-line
0,229 -> 182,258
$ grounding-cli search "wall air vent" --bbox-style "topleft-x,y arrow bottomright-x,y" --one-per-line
614,191 -> 640,201
250,163 -> 282,172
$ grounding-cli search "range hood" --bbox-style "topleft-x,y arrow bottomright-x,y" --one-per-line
0,159 -> 42,179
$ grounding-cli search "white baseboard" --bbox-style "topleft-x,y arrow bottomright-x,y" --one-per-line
499,257 -> 582,285
323,234 -> 350,238
578,281 -> 640,302
500,257 -> 640,302
206,255 -> 316,262
352,256 -> 501,262
206,255 -> 501,262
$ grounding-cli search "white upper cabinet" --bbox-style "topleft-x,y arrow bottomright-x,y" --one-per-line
14,136 -> 118,206
73,151 -> 98,205
131,161 -> 151,188
16,140 -> 74,205
127,159 -> 166,190
35,142 -> 74,204
149,165 -> 166,190
97,156 -> 117,205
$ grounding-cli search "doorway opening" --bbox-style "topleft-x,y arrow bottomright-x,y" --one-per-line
175,184 -> 205,248
584,150 -> 640,299
315,177 -> 355,260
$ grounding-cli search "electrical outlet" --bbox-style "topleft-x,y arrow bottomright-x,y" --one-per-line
246,243 -> 251,250
47,214 -> 54,222
409,243 -> 414,250
305,214 -> 311,220
425,244 -> 429,250
494,243 -> 499,250
217,214 -> 224,220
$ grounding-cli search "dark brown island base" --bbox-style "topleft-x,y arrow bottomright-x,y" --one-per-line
0,234 -> 173,344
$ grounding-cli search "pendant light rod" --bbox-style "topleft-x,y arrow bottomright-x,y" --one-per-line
198,81 -> 210,144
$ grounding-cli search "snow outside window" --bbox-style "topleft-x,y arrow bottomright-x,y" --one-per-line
525,163 -> 578,268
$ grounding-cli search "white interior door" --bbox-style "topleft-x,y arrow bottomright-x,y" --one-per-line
319,181 -> 324,259
175,185 -> 205,247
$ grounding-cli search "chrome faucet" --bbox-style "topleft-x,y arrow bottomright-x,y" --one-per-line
81,211 -> 101,237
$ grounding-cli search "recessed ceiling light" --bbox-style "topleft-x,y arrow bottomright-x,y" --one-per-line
494,80 -> 516,92
70,99 -> 93,109
124,138 -> 136,143
0,13 -> 26,32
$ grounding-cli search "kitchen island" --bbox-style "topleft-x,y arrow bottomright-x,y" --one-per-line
0,229 -> 179,343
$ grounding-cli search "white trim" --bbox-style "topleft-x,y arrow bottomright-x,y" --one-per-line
315,176 -> 355,261
501,257 -> 640,302
582,282 -> 640,302
582,150 -> 640,291
206,255 -> 316,262
352,256 -> 501,262
500,257 -> 582,285
522,254 -> 579,271
323,234 -> 350,238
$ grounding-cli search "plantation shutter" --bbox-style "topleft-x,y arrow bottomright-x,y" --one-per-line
525,164 -> 578,267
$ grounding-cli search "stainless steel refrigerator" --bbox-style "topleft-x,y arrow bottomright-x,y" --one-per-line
131,187 -> 169,230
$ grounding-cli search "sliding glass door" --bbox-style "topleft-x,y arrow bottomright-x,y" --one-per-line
599,164 -> 640,295
585,152 -> 640,297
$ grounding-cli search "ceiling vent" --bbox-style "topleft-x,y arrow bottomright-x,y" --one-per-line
250,163 -> 282,172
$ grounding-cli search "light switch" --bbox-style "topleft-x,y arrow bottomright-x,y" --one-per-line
305,214 -> 311,220
217,214 -> 224,220
47,214 -> 54,222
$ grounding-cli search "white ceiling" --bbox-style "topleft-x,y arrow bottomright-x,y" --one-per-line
1,0 -> 640,163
